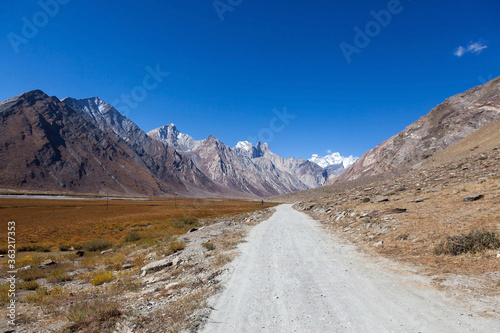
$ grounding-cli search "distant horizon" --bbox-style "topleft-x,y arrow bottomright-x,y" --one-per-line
1,1 -> 498,158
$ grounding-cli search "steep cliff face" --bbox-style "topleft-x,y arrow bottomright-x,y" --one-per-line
337,77 -> 500,182
0,91 -> 223,196
148,124 -> 328,197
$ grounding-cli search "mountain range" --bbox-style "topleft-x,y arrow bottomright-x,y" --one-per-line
1,76 -> 498,198
0,91 -> 351,197
335,76 -> 500,183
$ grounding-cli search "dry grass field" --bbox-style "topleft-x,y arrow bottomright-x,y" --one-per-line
0,197 -> 276,332
0,197 -> 274,251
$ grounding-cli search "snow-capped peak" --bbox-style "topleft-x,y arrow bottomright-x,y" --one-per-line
309,152 -> 358,169
147,124 -> 201,152
235,141 -> 253,151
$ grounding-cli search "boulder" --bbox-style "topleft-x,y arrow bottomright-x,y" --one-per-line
464,194 -> 484,202
39,259 -> 56,268
374,196 -> 389,203
141,258 -> 174,276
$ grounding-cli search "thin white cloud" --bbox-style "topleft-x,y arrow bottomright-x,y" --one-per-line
326,149 -> 332,154
454,41 -> 487,57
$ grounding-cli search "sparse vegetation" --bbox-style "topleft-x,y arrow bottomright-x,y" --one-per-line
90,271 -> 114,286
65,300 -> 122,333
46,269 -> 73,283
59,243 -> 72,251
0,283 -> 10,305
173,216 -> 200,230
18,244 -> 51,252
19,280 -> 39,290
82,239 -> 114,252
434,230 -> 500,256
0,196 -> 275,331
18,267 -> 48,281
202,242 -> 215,251
123,231 -> 142,243
168,240 -> 186,254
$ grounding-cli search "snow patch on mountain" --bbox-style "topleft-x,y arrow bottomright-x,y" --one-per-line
235,141 -> 253,152
147,123 -> 202,152
310,152 -> 358,169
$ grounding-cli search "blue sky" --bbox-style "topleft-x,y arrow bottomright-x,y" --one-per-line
0,0 -> 498,159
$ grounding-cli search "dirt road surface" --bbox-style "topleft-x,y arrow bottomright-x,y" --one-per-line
200,204 -> 499,333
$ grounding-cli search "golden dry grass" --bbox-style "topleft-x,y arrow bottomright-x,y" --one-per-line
0,197 -> 275,249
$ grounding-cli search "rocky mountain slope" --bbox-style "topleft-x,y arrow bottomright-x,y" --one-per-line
0,91 -> 335,197
148,124 -> 328,197
0,91 -> 221,196
336,76 -> 500,182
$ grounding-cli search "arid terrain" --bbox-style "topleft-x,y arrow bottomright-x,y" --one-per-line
0,198 -> 276,332
272,132 -> 500,321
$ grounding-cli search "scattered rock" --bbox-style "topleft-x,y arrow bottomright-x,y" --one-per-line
409,197 -> 430,203
187,228 -> 199,233
373,241 -> 384,247
39,259 -> 56,268
335,211 -> 348,222
464,194 -> 484,202
121,263 -> 133,270
141,258 -> 174,276
101,248 -> 115,255
374,196 -> 389,203
19,265 -> 31,271
75,250 -> 85,257
383,208 -> 407,214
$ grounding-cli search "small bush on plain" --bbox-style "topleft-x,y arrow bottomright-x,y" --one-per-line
123,231 -> 141,243
82,239 -> 114,252
173,216 -> 199,230
168,241 -> 186,254
90,271 -> 114,286
202,242 -> 215,251
66,300 -> 121,333
434,230 -> 500,255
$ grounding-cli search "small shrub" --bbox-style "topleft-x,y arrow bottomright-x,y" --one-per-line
434,230 -> 500,256
24,287 -> 49,304
18,244 -> 51,252
173,216 -> 199,230
0,283 -> 10,305
168,241 -> 186,254
90,271 -> 114,286
24,286 -> 65,304
362,197 -> 370,203
58,243 -> 72,252
202,242 -> 215,251
123,231 -> 141,243
46,269 -> 72,283
19,280 -> 39,291
18,267 -> 48,281
109,277 -> 141,294
66,300 -> 121,333
82,239 -> 114,252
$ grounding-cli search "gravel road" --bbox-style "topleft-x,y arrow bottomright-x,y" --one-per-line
200,204 -> 499,333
